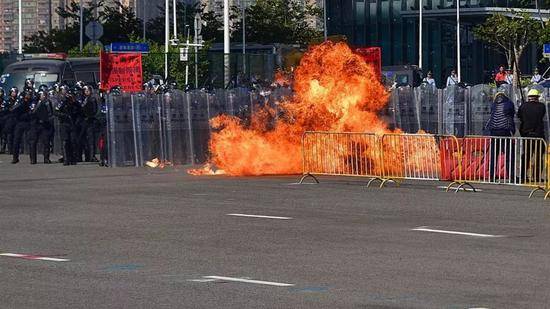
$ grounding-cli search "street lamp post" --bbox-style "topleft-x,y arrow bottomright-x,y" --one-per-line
80,0 -> 83,51
143,0 -> 146,40
173,0 -> 178,39
223,0 -> 230,87
18,0 -> 22,54
194,13 -> 200,88
165,0 -> 169,79
419,0 -> 422,70
242,0 -> 246,75
456,0 -> 461,82
323,0 -> 327,41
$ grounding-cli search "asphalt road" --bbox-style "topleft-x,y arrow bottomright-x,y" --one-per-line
1,154 -> 550,309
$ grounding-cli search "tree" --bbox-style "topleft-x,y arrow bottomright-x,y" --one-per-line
24,1 -> 141,53
145,1 -> 205,44
145,2 -> 228,44
473,12 -> 544,86
232,0 -> 322,45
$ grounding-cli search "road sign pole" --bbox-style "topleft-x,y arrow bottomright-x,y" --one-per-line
80,0 -> 83,51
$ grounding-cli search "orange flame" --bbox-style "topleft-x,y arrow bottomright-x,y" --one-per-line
190,42 -> 391,176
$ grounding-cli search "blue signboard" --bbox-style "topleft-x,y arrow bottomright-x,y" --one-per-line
109,42 -> 150,53
544,43 -> 550,54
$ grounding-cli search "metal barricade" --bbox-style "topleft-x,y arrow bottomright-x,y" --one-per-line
379,133 -> 469,191
299,131 -> 384,185
460,136 -> 548,197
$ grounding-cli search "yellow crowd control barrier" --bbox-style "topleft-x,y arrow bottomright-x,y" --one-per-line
300,131 -> 385,185
300,131 -> 472,191
300,131 -> 550,198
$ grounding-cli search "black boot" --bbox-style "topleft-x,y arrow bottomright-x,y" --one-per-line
63,142 -> 71,166
11,156 -> 19,164
29,145 -> 37,164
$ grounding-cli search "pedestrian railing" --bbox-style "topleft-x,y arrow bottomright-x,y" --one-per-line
459,136 -> 548,197
300,132 -> 472,191
300,131 -> 550,198
300,131 -> 386,186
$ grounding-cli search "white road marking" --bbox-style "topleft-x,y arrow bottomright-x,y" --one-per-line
202,276 -> 294,287
411,227 -> 503,238
285,183 -> 317,185
187,278 -> 218,283
0,253 -> 70,262
227,213 -> 293,220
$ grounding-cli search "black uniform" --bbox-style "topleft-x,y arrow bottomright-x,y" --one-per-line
28,95 -> 54,164
3,93 -> 19,154
0,91 -> 8,153
11,93 -> 34,164
518,99 -> 547,181
54,93 -> 81,165
80,92 -> 99,162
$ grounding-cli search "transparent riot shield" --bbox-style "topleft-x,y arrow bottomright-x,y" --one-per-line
161,90 -> 193,165
416,84 -> 439,134
190,90 -> 210,164
106,93 -> 138,167
441,85 -> 466,137
468,84 -> 494,135
393,86 -> 419,133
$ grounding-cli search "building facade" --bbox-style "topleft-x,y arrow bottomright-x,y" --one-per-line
0,0 -> 163,53
326,0 -> 549,85
0,0 -> 57,52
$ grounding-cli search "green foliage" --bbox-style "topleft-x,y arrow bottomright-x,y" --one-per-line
145,2 -> 206,44
67,42 -> 102,57
134,38 -> 210,88
473,12 -> 545,83
24,1 -> 141,53
232,0 -> 323,45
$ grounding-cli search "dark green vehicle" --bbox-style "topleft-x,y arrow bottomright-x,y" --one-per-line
0,53 -> 99,91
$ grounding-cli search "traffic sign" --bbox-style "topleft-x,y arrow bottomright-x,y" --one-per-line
110,42 -> 150,53
180,47 -> 188,61
85,21 -> 103,41
544,43 -> 550,58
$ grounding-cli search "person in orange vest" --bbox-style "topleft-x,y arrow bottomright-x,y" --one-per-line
494,66 -> 508,87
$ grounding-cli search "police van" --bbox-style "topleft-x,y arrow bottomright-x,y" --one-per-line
0,53 -> 100,91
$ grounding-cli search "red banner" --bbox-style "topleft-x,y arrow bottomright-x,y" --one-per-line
100,51 -> 143,92
355,47 -> 382,81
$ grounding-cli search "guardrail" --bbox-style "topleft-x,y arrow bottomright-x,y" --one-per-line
300,131 -> 550,198
459,136 -> 548,197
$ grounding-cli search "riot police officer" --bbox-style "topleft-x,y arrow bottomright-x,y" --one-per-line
80,85 -> 99,162
54,85 -> 80,165
28,90 -> 54,164
0,87 -> 7,153
3,87 -> 20,155
11,90 -> 35,164
24,78 -> 35,93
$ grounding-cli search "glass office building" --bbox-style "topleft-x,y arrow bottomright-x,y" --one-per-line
326,0 -> 549,86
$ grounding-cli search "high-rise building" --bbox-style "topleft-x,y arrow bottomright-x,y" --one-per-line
0,0 -> 58,52
0,0 -> 164,53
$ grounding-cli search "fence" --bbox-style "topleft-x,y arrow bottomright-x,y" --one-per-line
105,87 -> 292,167
300,131 -> 550,198
104,83 -> 549,169
390,84 -> 550,137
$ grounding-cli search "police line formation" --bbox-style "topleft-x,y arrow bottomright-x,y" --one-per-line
0,79 -> 106,166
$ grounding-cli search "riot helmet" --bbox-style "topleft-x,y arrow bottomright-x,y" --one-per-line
9,87 -> 18,98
